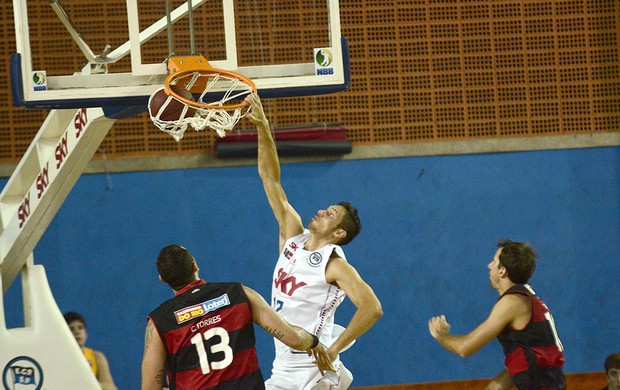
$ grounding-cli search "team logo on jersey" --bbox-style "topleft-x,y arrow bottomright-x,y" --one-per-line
174,293 -> 230,324
283,248 -> 295,262
283,242 -> 299,263
274,268 -> 307,296
307,252 -> 323,267
2,356 -> 43,390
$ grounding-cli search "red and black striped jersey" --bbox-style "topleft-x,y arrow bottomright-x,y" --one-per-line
497,284 -> 566,390
148,281 -> 265,390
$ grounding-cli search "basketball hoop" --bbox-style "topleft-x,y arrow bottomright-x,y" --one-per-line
148,55 -> 257,141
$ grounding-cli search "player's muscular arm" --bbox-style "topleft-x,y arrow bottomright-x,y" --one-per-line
243,285 -> 333,372
325,257 -> 383,357
245,93 -> 303,249
428,294 -> 529,357
141,319 -> 166,390
244,286 -> 310,348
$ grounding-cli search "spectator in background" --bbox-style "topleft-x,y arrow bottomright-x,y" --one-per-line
602,353 -> 620,390
64,311 -> 117,390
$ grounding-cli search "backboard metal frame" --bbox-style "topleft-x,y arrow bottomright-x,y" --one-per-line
11,0 -> 349,110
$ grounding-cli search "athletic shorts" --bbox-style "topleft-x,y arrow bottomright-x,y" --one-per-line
264,352 -> 353,390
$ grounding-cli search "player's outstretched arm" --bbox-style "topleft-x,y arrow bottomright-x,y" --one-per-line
325,257 -> 383,359
428,294 -> 526,357
141,319 -> 167,390
243,285 -> 334,372
245,93 -> 304,250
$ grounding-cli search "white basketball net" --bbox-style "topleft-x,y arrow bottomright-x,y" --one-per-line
148,70 -> 254,142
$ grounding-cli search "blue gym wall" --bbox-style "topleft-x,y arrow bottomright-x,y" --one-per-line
3,145 -> 619,389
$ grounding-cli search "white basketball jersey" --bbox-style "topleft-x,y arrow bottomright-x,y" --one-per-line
272,229 -> 347,354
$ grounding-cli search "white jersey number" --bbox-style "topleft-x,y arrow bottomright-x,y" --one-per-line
544,311 -> 564,352
190,326 -> 234,374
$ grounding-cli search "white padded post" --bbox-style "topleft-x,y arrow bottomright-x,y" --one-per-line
0,261 -> 100,389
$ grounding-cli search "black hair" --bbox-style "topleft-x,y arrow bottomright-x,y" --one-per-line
64,311 -> 86,328
497,239 -> 537,284
157,244 -> 197,290
605,352 -> 620,373
336,201 -> 361,246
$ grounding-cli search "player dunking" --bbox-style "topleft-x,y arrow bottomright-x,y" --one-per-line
245,93 -> 383,390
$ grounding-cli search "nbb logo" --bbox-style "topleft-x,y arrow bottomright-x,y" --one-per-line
174,294 -> 231,324
314,48 -> 334,76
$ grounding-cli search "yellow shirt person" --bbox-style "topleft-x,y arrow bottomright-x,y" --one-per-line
64,312 -> 117,390
81,346 -> 99,377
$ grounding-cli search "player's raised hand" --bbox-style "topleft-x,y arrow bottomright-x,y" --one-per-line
244,93 -> 268,127
428,314 -> 451,339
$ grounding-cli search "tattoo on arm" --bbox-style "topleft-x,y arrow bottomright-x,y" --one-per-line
257,321 -> 286,341
144,320 -> 154,355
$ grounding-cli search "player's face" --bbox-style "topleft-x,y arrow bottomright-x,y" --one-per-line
68,320 -> 88,347
487,248 -> 504,289
608,368 -> 620,390
309,205 -> 346,238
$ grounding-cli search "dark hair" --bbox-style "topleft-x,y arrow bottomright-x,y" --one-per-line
497,239 -> 537,284
336,202 -> 361,246
157,244 -> 197,290
64,311 -> 86,328
605,352 -> 620,373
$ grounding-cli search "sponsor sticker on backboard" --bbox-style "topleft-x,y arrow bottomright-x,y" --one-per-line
314,48 -> 334,76
31,71 -> 47,92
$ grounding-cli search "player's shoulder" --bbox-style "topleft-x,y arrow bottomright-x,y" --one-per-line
326,254 -> 357,277
495,291 -> 531,315
327,251 -> 348,264
498,292 -> 530,304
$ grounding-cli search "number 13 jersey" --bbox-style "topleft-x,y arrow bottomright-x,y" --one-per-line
148,280 -> 264,390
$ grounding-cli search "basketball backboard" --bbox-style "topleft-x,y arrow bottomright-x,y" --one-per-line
11,0 -> 350,110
